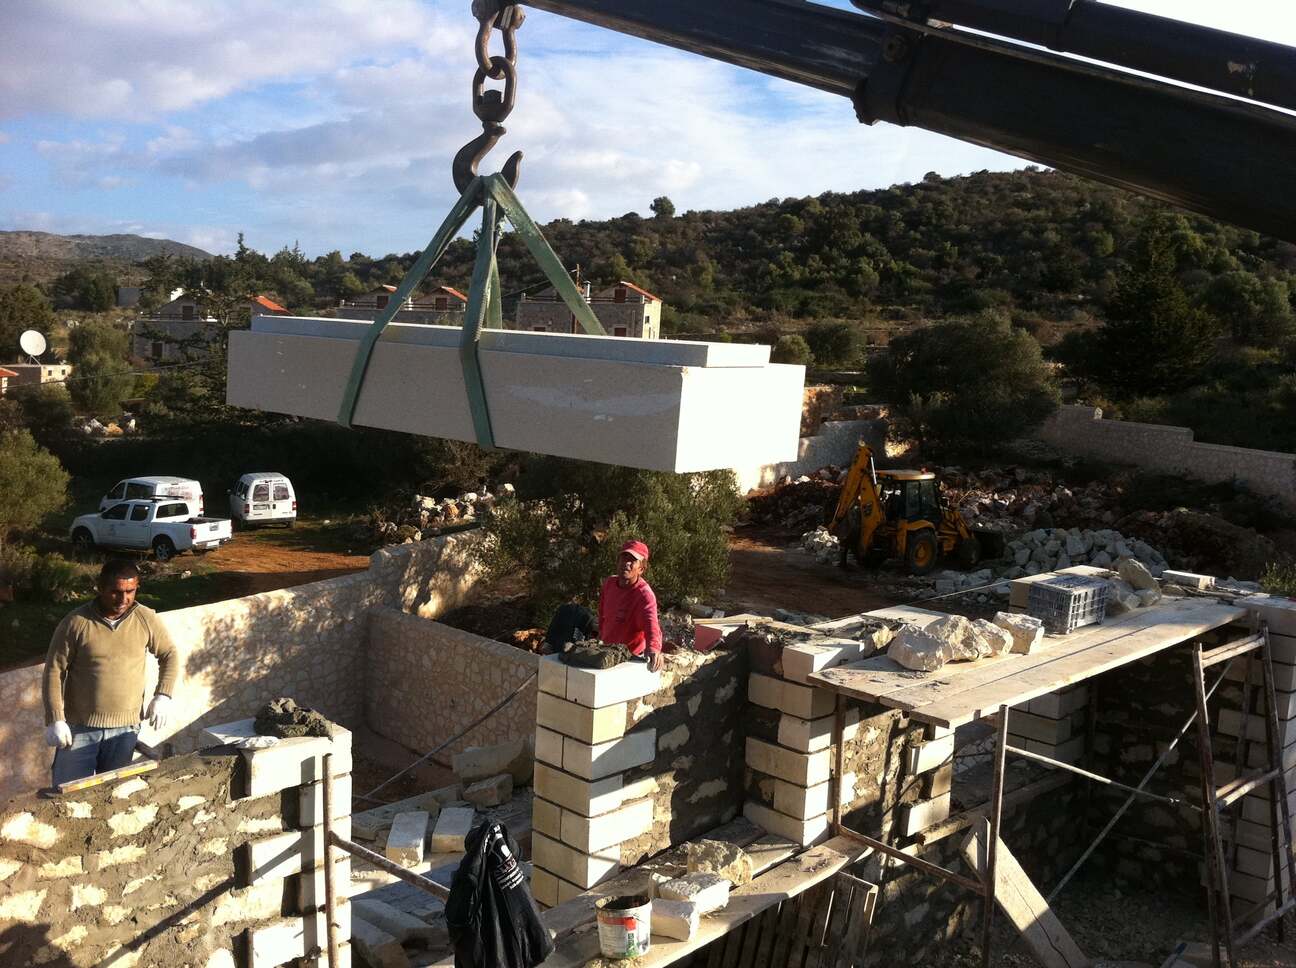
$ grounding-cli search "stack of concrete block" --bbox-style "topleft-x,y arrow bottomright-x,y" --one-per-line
1006,686 -> 1089,765
199,718 -> 355,968
901,725 -> 956,836
1218,599 -> 1296,921
1008,565 -> 1112,614
743,636 -> 864,847
530,656 -> 662,907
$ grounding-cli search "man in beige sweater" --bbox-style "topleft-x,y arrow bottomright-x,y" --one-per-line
43,559 -> 180,786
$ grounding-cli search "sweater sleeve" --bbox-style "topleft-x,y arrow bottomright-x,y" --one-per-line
146,612 -> 180,698
638,585 -> 662,656
42,615 -> 76,726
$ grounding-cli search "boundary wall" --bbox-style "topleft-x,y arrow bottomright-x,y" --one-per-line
733,418 -> 886,493
0,534 -> 481,799
1036,405 -> 1296,508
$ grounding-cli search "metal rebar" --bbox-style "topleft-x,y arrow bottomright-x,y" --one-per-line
322,755 -> 341,968
1005,745 -> 1198,810
328,833 -> 453,901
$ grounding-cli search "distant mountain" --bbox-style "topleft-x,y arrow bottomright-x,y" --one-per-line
0,231 -> 212,263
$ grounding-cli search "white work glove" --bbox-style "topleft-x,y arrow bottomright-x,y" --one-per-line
145,694 -> 172,731
45,721 -> 73,748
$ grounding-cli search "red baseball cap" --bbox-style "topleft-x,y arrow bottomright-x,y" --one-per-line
620,540 -> 650,561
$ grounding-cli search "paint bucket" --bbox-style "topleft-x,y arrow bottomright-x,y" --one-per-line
595,894 -> 652,959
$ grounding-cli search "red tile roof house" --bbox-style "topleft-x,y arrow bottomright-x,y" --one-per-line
514,281 -> 662,338
336,285 -> 468,324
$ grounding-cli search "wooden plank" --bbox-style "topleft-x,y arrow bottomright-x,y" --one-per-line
539,837 -> 870,968
961,826 -> 1087,968
918,602 -> 1244,728
770,887 -> 803,968
803,881 -> 836,968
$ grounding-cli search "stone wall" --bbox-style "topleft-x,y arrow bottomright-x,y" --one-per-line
0,718 -> 354,968
529,648 -> 749,907
732,417 -> 887,493
365,609 -> 540,759
1035,405 -> 1296,508
0,533 -> 482,800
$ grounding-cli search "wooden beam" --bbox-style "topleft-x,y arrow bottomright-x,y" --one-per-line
961,826 -> 1087,968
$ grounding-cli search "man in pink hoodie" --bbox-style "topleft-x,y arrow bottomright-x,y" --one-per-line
597,540 -> 663,672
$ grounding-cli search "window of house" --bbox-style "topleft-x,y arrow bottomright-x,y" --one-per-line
253,483 -> 270,502
435,297 -> 447,310
644,314 -> 651,327
614,287 -> 626,303
533,326 -> 547,332
130,505 -> 151,522
151,341 -> 164,359
376,295 -> 389,309
182,304 -> 194,320
102,504 -> 129,520
614,327 -> 628,337
273,484 -> 290,501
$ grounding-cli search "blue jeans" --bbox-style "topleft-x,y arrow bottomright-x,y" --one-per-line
51,725 -> 139,786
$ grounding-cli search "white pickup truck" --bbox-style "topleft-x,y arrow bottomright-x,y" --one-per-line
71,499 -> 233,561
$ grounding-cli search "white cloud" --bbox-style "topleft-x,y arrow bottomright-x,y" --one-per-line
0,0 -> 458,120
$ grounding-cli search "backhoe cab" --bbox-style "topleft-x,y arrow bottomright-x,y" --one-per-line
828,443 -> 997,576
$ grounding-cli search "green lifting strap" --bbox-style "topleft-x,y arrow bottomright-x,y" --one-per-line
336,173 -> 608,445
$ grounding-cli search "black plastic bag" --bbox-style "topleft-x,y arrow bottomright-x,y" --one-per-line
447,821 -> 554,968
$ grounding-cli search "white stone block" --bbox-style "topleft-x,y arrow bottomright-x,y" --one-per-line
463,773 -> 513,808
1246,597 -> 1296,638
772,774 -> 856,821
742,801 -> 828,847
781,639 -> 863,684
779,679 -> 836,720
298,774 -> 352,828
658,872 -> 730,915
1162,570 -> 1214,589
777,709 -> 860,753
563,730 -> 657,781
652,898 -> 700,941
248,819 -> 351,883
227,317 -> 804,473
748,673 -> 782,709
200,720 -> 352,800
900,794 -> 951,836
1007,709 -> 1072,745
352,898 -> 442,943
906,733 -> 955,775
537,692 -> 627,744
385,811 -> 429,867
531,867 -> 559,908
538,655 -> 568,697
532,832 -> 619,889
565,662 -> 662,708
248,906 -> 349,968
535,726 -> 564,767
298,855 -> 350,911
560,798 -> 655,854
349,916 -> 407,968
533,797 -> 562,840
429,807 -> 475,854
534,763 -> 624,817
745,737 -> 830,787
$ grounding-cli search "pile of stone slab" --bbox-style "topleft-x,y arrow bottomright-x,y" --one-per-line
228,314 -> 804,472
999,527 -> 1167,579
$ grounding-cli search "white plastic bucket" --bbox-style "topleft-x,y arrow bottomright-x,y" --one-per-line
596,894 -> 652,959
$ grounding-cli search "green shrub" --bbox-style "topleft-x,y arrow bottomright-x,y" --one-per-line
771,334 -> 814,366
0,430 -> 70,547
474,459 -> 743,621
1261,562 -> 1296,597
804,321 -> 862,367
30,553 -> 84,602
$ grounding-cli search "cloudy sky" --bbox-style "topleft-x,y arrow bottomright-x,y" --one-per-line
1,1 -> 1290,257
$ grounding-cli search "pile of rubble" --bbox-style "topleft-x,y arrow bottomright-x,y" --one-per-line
942,465 -> 1122,531
801,525 -> 840,564
889,612 -> 1039,672
1000,527 -> 1167,579
367,483 -> 514,546
747,473 -> 843,530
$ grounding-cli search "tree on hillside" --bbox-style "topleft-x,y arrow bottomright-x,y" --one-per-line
868,312 -> 1059,450
650,196 -> 676,219
11,384 -> 74,448
67,320 -> 134,413
0,430 -> 69,550
1200,271 -> 1293,345
1071,213 -> 1222,395
804,321 -> 861,368
0,285 -> 55,363
474,459 -> 743,621
772,334 -> 814,366
51,266 -> 116,311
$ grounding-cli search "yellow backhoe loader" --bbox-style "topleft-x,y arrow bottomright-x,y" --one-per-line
828,443 -> 1002,576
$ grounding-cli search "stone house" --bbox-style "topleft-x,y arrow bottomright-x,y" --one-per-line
131,291 -> 220,362
1,362 -> 73,391
0,367 -> 16,395
336,284 -> 468,325
514,280 -> 662,338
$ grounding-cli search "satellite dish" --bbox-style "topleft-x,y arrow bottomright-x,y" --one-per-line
19,330 -> 47,359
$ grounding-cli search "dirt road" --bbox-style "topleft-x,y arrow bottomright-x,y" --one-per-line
197,522 -> 370,598
723,527 -> 896,618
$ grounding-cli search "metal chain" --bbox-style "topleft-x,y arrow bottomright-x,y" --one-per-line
453,1 -> 525,192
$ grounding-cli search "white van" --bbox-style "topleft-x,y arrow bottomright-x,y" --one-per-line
100,477 -> 204,515
230,473 -> 297,527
